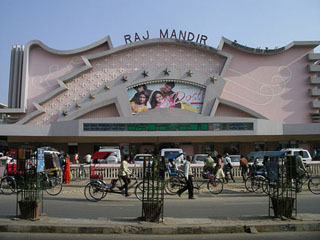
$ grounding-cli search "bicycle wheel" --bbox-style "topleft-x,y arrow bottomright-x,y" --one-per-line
46,177 -> 63,196
207,178 -> 223,194
165,177 -> 182,195
308,176 -> 320,194
134,181 -> 152,201
251,175 -> 266,194
244,177 -> 254,192
262,179 -> 280,196
84,182 -> 107,202
0,177 -> 16,195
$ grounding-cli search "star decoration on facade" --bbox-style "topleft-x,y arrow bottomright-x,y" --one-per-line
104,85 -> 110,90
186,70 -> 193,77
89,94 -> 95,99
122,76 -> 128,82
142,70 -> 149,78
163,68 -> 170,76
62,111 -> 68,116
210,76 -> 217,83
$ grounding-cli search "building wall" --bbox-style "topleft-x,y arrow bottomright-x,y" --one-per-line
26,44 -> 110,116
220,44 -> 315,124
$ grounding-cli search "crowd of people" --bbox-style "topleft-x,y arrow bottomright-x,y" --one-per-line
1,149 -> 310,196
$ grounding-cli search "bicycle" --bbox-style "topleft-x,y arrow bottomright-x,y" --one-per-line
261,164 -> 320,195
0,170 -> 63,196
194,171 -> 224,195
293,167 -> 320,194
41,171 -> 63,196
244,164 -> 267,194
165,170 -> 223,195
84,175 -> 149,202
164,168 -> 185,195
0,174 -> 23,195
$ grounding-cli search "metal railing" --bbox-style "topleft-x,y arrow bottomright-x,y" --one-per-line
70,162 -> 320,181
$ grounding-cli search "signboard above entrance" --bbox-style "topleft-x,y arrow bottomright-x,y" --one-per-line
127,80 -> 205,115
124,29 -> 208,45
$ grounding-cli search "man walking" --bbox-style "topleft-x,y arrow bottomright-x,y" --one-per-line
177,155 -> 195,199
240,155 -> 248,182
119,155 -> 132,197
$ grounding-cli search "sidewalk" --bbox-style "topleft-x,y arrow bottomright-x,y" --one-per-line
0,213 -> 319,234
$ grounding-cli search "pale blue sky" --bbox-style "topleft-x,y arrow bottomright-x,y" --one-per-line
0,0 -> 319,105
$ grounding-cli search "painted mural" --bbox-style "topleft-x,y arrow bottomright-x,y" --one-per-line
127,81 -> 205,114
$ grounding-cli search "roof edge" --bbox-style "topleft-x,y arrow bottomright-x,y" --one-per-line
218,37 -> 320,55
25,35 -> 113,55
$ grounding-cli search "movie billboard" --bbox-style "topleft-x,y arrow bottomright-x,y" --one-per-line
127,81 -> 205,115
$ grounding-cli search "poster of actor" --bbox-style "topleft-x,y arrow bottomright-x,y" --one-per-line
128,81 -> 205,114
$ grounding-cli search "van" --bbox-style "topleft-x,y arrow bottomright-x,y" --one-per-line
281,148 -> 312,163
160,148 -> 184,165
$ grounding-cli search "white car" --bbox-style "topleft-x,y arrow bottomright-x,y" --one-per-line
281,148 -> 312,163
133,154 -> 153,165
192,154 -> 208,165
229,155 -> 241,167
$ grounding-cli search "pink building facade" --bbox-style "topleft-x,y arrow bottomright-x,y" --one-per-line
0,35 -> 319,159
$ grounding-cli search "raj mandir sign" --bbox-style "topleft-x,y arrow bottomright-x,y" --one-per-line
124,29 -> 208,45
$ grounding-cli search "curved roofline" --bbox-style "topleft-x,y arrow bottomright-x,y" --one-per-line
24,35 -> 113,55
15,37 -> 231,124
218,37 -> 320,55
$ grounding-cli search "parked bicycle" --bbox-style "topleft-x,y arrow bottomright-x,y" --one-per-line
244,164 -> 267,193
164,167 -> 185,195
0,170 -> 63,196
41,171 -> 63,196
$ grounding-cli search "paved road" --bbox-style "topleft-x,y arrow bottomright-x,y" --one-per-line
1,186 -> 319,219
1,231 -> 320,240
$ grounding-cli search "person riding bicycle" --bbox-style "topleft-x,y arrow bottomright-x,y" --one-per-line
223,153 -> 235,183
119,155 -> 132,197
203,153 -> 214,174
215,155 -> 226,183
296,150 -> 308,181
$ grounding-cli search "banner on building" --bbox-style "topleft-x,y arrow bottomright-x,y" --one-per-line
127,81 -> 205,115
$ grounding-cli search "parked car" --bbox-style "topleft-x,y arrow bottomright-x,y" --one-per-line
132,154 -> 153,165
229,155 -> 241,167
281,148 -> 312,163
192,154 -> 208,165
